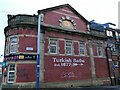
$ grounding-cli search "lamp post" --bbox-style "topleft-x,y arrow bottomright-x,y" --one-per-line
36,14 -> 41,90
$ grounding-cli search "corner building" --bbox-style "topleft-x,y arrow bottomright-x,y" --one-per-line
3,14 -> 38,87
3,4 -> 110,88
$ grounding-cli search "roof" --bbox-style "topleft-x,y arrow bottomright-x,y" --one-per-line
8,14 -> 37,21
89,21 -> 105,32
38,4 -> 89,23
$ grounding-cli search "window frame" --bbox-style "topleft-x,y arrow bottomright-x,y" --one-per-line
79,41 -> 86,56
49,38 -> 58,54
110,44 -> 116,52
97,43 -> 104,57
7,64 -> 16,84
106,30 -> 113,37
114,61 -> 119,68
65,40 -> 73,55
10,37 -> 18,54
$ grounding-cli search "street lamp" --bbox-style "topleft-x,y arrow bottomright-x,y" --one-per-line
36,14 -> 41,90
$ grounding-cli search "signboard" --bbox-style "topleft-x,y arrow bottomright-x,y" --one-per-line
53,57 -> 85,67
44,56 -> 91,82
24,55 -> 36,60
26,47 -> 33,51
4,54 -> 37,61
19,55 -> 24,59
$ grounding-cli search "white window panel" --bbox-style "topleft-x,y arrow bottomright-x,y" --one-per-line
49,38 -> 58,54
65,40 -> 72,55
79,41 -> 85,56
7,64 -> 15,83
10,37 -> 18,53
97,43 -> 104,57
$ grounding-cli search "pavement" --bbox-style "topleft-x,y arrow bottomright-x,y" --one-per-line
1,86 -> 120,90
0,81 -> 120,90
39,86 -> 120,90
0,74 -> 2,90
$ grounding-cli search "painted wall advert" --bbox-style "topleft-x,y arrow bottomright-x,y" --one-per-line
52,57 -> 85,67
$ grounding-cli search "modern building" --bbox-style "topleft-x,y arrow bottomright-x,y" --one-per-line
2,4 -> 111,88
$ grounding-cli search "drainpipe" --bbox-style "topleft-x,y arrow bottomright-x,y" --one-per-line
105,47 -> 114,85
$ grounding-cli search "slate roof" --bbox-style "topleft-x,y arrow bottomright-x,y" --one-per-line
90,20 -> 105,32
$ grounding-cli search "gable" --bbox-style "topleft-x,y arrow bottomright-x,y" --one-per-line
38,4 -> 89,32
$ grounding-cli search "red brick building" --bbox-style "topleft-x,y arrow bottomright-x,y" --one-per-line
3,14 -> 37,87
3,4 -> 110,88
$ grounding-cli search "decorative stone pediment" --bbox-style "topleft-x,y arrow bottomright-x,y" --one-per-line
59,16 -> 76,29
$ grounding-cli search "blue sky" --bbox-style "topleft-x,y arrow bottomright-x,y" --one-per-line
0,0 -> 119,62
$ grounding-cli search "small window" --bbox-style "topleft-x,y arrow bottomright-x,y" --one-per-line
79,41 -> 86,56
97,43 -> 104,57
7,64 -> 15,83
65,40 -> 72,55
106,30 -> 113,37
110,44 -> 116,52
10,37 -> 18,53
114,61 -> 118,68
49,38 -> 58,54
